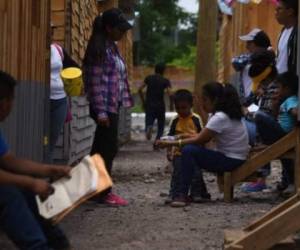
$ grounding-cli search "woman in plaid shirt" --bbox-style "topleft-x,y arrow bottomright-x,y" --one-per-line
83,8 -> 133,206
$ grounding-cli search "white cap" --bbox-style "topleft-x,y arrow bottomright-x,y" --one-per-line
239,28 -> 262,41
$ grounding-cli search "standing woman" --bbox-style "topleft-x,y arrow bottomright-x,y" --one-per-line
83,8 -> 133,206
49,24 -> 78,163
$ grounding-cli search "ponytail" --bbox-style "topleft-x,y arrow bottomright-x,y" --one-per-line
83,15 -> 107,66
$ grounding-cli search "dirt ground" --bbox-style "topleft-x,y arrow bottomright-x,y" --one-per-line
1,130 -> 298,250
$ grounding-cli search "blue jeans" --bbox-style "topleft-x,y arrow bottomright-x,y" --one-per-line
178,145 -> 245,196
0,186 -> 49,250
169,156 -> 208,198
255,112 -> 294,185
243,117 -> 270,177
145,108 -> 165,140
48,97 -> 68,162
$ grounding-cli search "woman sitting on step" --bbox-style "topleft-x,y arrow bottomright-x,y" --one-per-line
156,81 -> 249,207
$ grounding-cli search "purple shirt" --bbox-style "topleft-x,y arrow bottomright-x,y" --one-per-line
83,42 -> 133,119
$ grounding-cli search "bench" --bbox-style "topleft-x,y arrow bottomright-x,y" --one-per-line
217,130 -> 297,202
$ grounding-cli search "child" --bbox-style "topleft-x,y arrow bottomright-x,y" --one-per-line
138,63 -> 172,147
157,82 -> 249,207
165,89 -> 210,203
0,70 -> 71,249
255,72 -> 299,193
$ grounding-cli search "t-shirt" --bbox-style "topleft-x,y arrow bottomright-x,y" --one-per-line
168,113 -> 202,155
277,27 -> 293,74
206,112 -> 249,160
278,95 -> 298,133
144,74 -> 171,110
51,44 -> 66,100
0,130 -> 8,157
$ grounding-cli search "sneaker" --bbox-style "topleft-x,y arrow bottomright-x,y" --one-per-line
191,193 -> 211,203
164,196 -> 173,204
281,184 -> 295,198
170,196 -> 190,207
241,181 -> 267,192
276,182 -> 289,192
103,193 -> 128,206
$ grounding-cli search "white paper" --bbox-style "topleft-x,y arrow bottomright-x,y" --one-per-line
36,156 -> 98,219
247,103 -> 259,113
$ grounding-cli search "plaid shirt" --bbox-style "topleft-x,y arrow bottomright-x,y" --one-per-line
258,81 -> 278,115
83,42 -> 133,119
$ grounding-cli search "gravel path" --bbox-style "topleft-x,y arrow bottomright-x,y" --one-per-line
0,132 -> 292,250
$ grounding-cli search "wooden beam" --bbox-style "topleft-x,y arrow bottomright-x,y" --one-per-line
231,129 -> 297,184
194,0 -> 218,113
225,199 -> 300,250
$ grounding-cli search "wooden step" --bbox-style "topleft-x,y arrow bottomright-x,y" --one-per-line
224,229 -> 297,250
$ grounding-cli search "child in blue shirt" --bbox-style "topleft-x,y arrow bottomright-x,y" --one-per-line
255,72 -> 298,192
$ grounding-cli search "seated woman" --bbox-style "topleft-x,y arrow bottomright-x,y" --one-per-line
157,82 -> 249,207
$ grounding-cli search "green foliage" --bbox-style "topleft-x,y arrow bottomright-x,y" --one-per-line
169,45 -> 196,69
135,0 -> 197,67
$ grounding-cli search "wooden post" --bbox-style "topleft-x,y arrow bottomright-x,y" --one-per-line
194,0 -> 218,114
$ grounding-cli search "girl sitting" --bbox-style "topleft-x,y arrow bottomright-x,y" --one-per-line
157,82 -> 249,207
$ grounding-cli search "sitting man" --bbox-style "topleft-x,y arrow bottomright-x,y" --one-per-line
0,70 -> 71,250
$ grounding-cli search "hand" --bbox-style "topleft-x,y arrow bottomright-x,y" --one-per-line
97,117 -> 110,127
47,165 -> 72,180
155,140 -> 174,149
31,179 -> 55,201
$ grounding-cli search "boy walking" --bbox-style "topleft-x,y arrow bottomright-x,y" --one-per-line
0,71 -> 71,250
139,63 -> 172,146
165,89 -> 210,204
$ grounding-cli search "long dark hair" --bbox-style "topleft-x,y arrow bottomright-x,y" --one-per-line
83,15 -> 108,66
202,81 -> 243,120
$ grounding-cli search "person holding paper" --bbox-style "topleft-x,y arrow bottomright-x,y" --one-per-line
0,70 -> 71,250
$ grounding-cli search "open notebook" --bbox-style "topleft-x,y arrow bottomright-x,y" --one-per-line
36,154 -> 112,223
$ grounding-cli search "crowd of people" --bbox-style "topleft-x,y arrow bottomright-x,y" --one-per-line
0,0 -> 298,248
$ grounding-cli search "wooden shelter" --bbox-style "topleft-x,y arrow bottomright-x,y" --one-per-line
0,0 -> 50,161
51,0 -> 134,164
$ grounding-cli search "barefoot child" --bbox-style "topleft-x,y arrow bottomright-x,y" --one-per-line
165,89 -> 210,203
157,82 -> 249,207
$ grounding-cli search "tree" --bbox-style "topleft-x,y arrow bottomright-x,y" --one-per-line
135,0 -> 196,66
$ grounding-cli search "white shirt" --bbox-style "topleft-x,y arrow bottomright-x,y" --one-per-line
276,27 -> 293,74
206,112 -> 249,160
50,44 -> 66,100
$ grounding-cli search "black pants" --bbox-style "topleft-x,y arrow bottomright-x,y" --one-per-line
145,107 -> 166,140
90,109 -> 119,195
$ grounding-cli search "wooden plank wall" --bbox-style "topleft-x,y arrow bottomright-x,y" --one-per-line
51,0 -> 66,46
0,0 -> 50,161
218,2 -> 281,83
0,0 -> 49,83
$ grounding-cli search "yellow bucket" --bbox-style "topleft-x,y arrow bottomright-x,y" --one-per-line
60,67 -> 83,96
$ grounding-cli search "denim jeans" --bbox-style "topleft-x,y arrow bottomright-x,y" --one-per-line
48,97 -> 68,163
178,145 -> 245,196
243,117 -> 270,177
255,111 -> 294,185
145,108 -> 166,140
169,156 -> 208,198
0,186 -> 50,250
